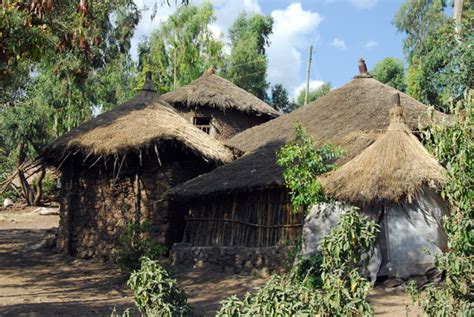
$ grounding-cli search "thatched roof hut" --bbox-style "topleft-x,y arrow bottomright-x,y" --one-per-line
320,104 -> 446,205
172,64 -> 449,199
41,73 -> 234,259
167,61 -> 450,272
161,69 -> 279,140
42,74 -> 233,166
304,104 -> 448,279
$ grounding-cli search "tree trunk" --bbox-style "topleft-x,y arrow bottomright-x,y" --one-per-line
33,168 -> 46,206
16,143 -> 34,206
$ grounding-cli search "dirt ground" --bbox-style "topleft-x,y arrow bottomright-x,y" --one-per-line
0,205 -> 421,316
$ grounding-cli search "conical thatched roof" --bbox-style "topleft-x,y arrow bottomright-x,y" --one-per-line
320,106 -> 446,205
41,76 -> 234,166
170,75 -> 450,199
161,69 -> 279,118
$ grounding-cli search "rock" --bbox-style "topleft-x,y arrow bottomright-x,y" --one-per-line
3,198 -> 14,208
32,207 -> 59,215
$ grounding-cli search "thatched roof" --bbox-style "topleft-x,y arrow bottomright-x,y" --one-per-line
161,69 -> 279,118
320,106 -> 446,205
171,76 -> 450,199
41,76 -> 234,166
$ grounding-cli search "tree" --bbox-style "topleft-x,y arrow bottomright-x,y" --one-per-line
393,0 -> 473,109
408,92 -> 473,316
223,12 -> 273,100
139,2 -> 224,93
295,83 -> 331,107
371,57 -> 407,92
270,84 -> 296,113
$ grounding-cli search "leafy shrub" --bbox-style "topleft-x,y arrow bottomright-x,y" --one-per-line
40,173 -> 59,201
217,274 -> 322,316
112,221 -> 166,272
218,209 -> 378,316
292,251 -> 324,289
408,93 -> 473,315
127,257 -> 191,316
276,123 -> 342,214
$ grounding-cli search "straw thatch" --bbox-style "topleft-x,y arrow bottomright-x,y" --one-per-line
161,69 -> 279,118
320,106 -> 446,205
41,79 -> 234,166
171,77 -> 450,199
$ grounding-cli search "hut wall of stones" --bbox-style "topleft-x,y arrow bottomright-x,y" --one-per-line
173,105 -> 270,140
56,150 -> 211,259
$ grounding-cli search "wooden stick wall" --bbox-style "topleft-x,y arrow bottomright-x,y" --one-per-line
183,189 -> 304,247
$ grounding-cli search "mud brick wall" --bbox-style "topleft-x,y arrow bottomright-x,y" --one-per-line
57,155 -> 209,259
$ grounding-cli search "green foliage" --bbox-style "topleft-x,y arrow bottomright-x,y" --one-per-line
0,98 -> 51,163
409,92 -> 473,315
127,257 -> 191,316
217,274 -> 323,316
371,57 -> 407,92
218,209 -> 378,316
277,123 -> 342,213
223,12 -> 273,100
270,83 -> 296,113
112,221 -> 166,272
318,209 -> 378,315
295,82 -> 331,107
41,174 -> 59,202
140,2 -> 224,92
393,0 -> 473,109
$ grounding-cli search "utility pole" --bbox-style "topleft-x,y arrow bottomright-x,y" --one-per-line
304,45 -> 313,106
453,0 -> 463,39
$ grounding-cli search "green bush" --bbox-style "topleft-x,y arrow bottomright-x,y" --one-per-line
276,123 -> 342,214
112,221 -> 166,272
127,257 -> 191,316
218,209 -> 378,316
217,274 -> 322,316
408,94 -> 473,315
41,173 -> 59,201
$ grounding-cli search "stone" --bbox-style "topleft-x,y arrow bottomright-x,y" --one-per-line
3,198 -> 14,208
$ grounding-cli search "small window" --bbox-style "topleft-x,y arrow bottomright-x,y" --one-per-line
193,117 -> 212,134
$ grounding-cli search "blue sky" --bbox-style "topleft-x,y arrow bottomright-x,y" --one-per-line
131,0 -> 408,98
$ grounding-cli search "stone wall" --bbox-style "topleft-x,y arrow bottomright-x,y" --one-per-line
170,243 -> 292,274
57,153 -> 210,259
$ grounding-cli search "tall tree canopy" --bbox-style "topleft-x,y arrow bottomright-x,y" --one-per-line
371,57 -> 407,92
393,0 -> 473,109
295,83 -> 331,107
270,84 -> 295,113
138,2 -> 224,93
223,12 -> 273,100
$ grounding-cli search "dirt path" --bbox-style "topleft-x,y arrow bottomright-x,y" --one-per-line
0,206 -> 422,316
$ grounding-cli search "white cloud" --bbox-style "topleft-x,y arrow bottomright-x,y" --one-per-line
293,80 -> 325,99
351,0 -> 378,9
365,40 -> 379,49
267,3 -> 323,96
331,37 -> 346,50
130,0 -> 178,60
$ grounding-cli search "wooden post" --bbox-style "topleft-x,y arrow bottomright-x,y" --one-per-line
453,0 -> 463,39
304,45 -> 313,105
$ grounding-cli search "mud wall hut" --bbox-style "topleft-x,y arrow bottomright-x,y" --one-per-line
40,73 -> 233,259
162,69 -> 279,140
169,60 -> 450,270
316,104 -> 448,279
